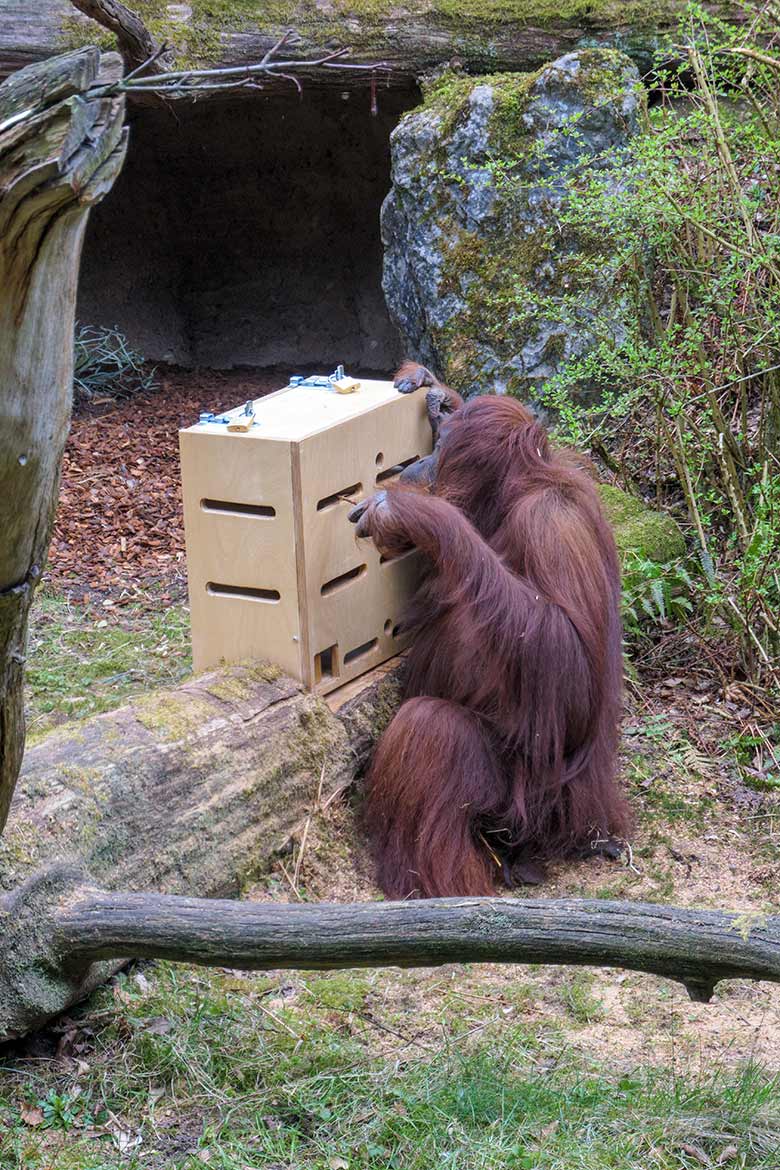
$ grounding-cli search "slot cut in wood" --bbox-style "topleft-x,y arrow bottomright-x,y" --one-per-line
376,456 -> 419,484
320,564 -> 367,597
201,499 -> 276,518
343,637 -> 378,665
314,644 -> 339,682
207,583 -> 281,603
316,482 -> 362,511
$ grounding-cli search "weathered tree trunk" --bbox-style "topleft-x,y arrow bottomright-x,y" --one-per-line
0,662 -> 399,896
0,48 -> 126,834
2,865 -> 778,1040
0,1 -> 729,85
68,0 -> 168,75
1,649 -> 775,1042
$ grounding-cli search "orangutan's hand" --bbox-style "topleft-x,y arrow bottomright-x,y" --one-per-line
348,491 -> 389,539
394,363 -> 436,394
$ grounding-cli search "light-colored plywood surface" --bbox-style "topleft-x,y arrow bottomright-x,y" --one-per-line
184,379 -> 407,443
297,388 -> 431,692
324,655 -> 406,713
179,379 -> 433,692
180,429 -> 301,676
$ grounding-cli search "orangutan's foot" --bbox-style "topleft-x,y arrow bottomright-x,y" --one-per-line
578,835 -> 625,862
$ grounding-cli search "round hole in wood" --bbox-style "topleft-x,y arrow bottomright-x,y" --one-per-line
384,618 -> 393,635
375,451 -> 384,467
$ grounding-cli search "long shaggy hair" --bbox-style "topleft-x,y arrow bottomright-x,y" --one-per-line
357,372 -> 629,899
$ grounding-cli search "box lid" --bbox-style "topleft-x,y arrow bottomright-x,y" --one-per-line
181,377 -> 406,442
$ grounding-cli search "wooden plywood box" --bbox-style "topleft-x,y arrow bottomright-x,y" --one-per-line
179,379 -> 432,693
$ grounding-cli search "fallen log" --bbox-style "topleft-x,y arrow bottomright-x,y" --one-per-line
2,863 -> 777,1040
0,660 -> 400,1038
1,0 -> 730,85
0,661 -> 400,897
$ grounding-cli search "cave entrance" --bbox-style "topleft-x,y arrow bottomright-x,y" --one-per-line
77,85 -> 420,374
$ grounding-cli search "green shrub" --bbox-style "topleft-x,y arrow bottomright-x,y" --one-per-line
491,1 -> 780,688
621,554 -> 695,635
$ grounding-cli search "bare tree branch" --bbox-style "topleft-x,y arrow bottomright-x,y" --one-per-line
69,0 -> 389,96
2,864 -> 780,1039
102,40 -> 391,98
69,0 -> 173,74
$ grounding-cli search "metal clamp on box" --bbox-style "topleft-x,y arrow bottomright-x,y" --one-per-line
289,364 -> 361,394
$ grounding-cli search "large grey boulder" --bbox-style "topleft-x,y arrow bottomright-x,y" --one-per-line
381,49 -> 644,398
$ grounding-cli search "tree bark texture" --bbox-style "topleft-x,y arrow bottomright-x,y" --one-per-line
0,662 -> 401,1039
0,657 -> 773,1041
0,48 -> 126,835
0,661 -> 402,897
2,864 -> 777,1040
0,1 -> 725,86
68,0 -> 166,75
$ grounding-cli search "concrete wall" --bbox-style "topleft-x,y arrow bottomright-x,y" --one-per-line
78,88 -> 417,371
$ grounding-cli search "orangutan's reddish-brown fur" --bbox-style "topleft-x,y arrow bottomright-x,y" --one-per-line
356,366 -> 629,899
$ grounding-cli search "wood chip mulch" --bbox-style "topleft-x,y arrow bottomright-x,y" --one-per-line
47,367 -> 286,603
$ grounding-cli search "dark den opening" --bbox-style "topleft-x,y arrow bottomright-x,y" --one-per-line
78,86 -> 419,371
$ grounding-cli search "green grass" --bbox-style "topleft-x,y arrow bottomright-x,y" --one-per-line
622,717 -> 716,828
25,589 -> 192,740
1,963 -> 778,1169
558,972 -> 605,1025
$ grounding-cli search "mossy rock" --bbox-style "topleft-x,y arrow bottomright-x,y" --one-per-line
382,48 -> 646,400
598,484 -> 685,565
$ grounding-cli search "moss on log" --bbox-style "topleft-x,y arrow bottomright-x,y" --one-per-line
0,662 -> 388,896
1,1 -> 731,83
0,660 -> 399,1039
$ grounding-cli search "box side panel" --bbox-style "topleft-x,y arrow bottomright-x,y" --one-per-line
179,430 -> 302,678
290,441 -> 313,690
296,390 -> 432,693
